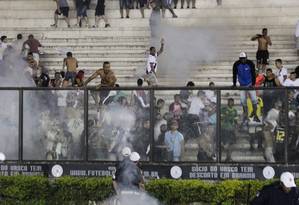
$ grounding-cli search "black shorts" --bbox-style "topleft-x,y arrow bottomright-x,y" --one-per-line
55,7 -> 69,17
95,5 -> 105,16
256,50 -> 269,65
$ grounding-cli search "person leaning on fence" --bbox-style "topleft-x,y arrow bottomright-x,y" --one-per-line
250,172 -> 299,205
143,38 -> 164,86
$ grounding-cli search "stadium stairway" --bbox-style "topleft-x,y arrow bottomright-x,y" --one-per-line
0,0 -> 298,162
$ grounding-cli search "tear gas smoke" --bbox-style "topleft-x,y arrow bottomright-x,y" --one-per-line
147,6 -> 230,86
104,191 -> 160,205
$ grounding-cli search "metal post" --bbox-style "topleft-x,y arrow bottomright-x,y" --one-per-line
18,89 -> 23,161
284,88 -> 289,164
149,88 -> 155,162
84,88 -> 89,162
216,89 -> 221,164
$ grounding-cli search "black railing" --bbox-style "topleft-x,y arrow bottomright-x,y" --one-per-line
0,86 -> 298,165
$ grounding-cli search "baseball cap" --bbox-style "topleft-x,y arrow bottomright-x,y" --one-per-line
239,52 -> 247,58
280,172 -> 296,188
121,147 -> 131,157
130,152 -> 141,162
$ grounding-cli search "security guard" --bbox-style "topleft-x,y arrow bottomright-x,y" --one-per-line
113,150 -> 144,192
251,172 -> 299,205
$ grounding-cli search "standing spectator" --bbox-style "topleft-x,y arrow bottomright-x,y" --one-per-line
251,172 -> 299,205
144,38 -> 164,86
93,0 -> 111,28
296,19 -> 299,56
26,52 -> 39,85
221,98 -> 238,162
23,34 -> 42,65
251,28 -> 272,72
75,0 -> 89,27
51,0 -> 71,28
180,81 -> 195,105
169,94 -> 183,120
74,70 -> 85,87
233,52 -> 260,123
119,0 -> 132,18
283,72 -> 299,87
186,0 -> 196,8
63,52 -> 78,85
0,36 -> 8,61
11,34 -> 25,56
162,0 -> 178,18
164,120 -> 184,161
173,0 -> 184,9
84,62 -> 117,104
138,0 -> 147,18
275,59 -> 288,86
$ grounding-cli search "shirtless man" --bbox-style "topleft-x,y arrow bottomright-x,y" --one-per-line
251,28 -> 272,72
84,61 -> 117,105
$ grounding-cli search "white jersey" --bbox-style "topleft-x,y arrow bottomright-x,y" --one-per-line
146,53 -> 158,74
283,79 -> 299,87
276,67 -> 288,85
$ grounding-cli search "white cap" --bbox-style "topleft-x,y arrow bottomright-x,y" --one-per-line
121,147 -> 131,157
280,172 -> 296,188
130,152 -> 141,162
239,52 -> 247,58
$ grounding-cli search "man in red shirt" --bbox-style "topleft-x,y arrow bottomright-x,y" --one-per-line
23,34 -> 42,66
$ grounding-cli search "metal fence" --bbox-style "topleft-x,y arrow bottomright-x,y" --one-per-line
0,86 -> 298,165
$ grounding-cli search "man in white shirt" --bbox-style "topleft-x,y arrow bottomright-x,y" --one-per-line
144,38 -> 164,86
296,20 -> 299,55
283,72 -> 299,87
275,59 -> 288,85
11,34 -> 25,56
0,36 -> 8,61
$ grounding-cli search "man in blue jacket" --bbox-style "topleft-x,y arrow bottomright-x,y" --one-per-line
233,52 -> 260,124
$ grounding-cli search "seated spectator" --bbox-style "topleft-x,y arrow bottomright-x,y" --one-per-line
11,34 -> 25,56
23,34 -> 42,65
164,120 -> 184,161
74,70 -> 85,87
63,52 -> 78,85
263,68 -> 279,87
0,36 -> 8,61
283,72 -> 299,87
38,67 -> 50,87
75,0 -> 89,27
275,59 -> 287,86
51,72 -> 63,87
169,94 -> 183,120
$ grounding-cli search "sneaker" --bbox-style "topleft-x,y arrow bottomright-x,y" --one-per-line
253,115 -> 261,123
121,16 -> 124,19
126,15 -> 130,18
67,25 -> 71,28
92,25 -> 98,28
172,14 -> 178,18
105,24 -> 111,28
192,6 -> 196,9
50,24 -> 57,28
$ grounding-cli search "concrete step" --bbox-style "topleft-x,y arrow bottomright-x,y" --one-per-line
2,7 -> 299,19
